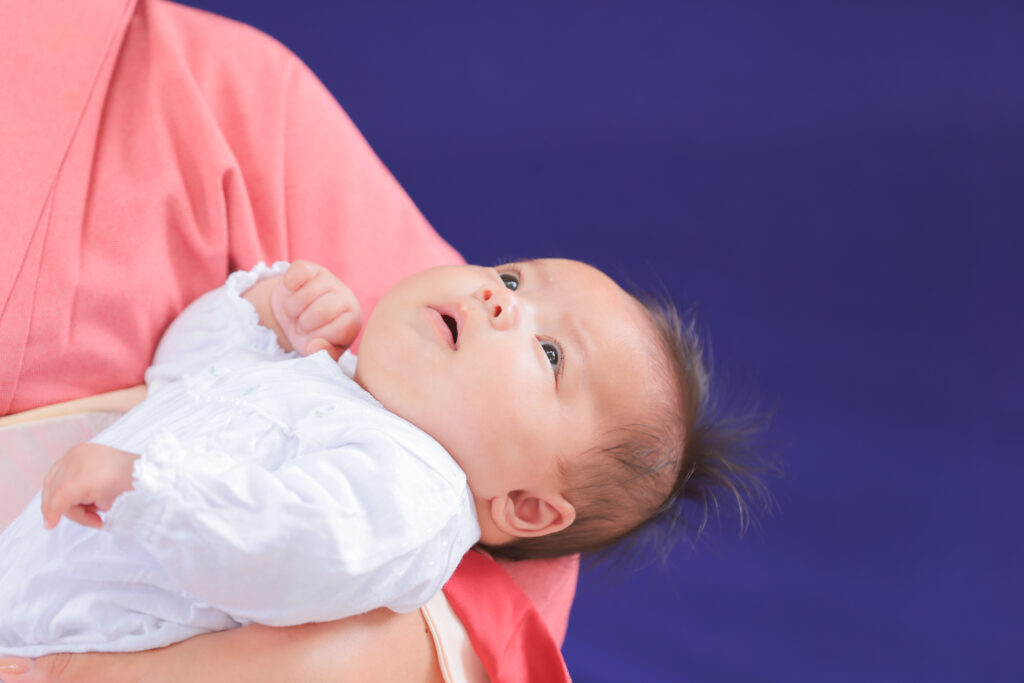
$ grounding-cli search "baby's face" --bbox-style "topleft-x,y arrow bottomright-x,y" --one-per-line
354,258 -> 658,509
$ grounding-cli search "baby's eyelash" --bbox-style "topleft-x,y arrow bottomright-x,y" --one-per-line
500,264 -> 522,280
541,337 -> 565,382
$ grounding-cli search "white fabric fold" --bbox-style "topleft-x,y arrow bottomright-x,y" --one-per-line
0,263 -> 480,657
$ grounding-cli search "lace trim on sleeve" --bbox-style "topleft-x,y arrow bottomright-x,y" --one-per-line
224,261 -> 292,356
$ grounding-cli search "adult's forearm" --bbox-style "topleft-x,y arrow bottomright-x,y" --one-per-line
12,610 -> 443,683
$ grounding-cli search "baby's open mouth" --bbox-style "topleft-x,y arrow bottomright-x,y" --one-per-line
441,314 -> 459,345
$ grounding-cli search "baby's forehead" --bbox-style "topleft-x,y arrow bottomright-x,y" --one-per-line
580,302 -> 668,420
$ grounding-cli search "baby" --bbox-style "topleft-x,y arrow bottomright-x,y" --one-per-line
0,257 -> 724,656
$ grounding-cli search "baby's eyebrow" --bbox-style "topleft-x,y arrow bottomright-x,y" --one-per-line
493,257 -> 536,268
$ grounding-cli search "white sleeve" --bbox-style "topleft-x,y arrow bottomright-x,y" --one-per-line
101,430 -> 476,624
144,262 -> 293,394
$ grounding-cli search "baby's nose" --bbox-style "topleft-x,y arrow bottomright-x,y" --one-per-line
474,284 -> 516,331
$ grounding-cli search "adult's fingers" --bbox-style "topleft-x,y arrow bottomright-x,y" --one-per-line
0,652 -> 149,683
0,657 -> 34,682
0,654 -> 71,683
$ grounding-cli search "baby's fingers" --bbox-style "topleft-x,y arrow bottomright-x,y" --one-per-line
41,478 -> 77,530
40,463 -> 68,529
64,504 -> 104,530
304,313 -> 361,360
298,293 -> 362,336
41,498 -> 65,531
306,337 -> 342,361
41,465 -> 89,530
279,267 -> 341,321
281,260 -> 320,292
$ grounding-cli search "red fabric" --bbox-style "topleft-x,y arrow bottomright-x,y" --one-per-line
1,0 -> 575,676
445,551 -> 573,683
499,554 -> 579,647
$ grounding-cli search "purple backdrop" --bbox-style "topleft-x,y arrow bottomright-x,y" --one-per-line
183,2 -> 1023,680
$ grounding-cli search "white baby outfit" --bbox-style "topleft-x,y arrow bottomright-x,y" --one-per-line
0,263 -> 481,657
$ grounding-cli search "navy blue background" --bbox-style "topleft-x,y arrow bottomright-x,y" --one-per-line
183,2 -> 1022,681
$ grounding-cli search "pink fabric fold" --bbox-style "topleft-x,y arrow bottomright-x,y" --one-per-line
445,551 -> 574,683
1,0 -> 576,667
0,0 -> 460,415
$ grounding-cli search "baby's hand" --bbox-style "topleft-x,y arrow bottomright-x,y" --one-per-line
41,443 -> 139,530
270,261 -> 363,360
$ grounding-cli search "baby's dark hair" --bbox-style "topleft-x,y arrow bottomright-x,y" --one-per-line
481,294 -> 772,562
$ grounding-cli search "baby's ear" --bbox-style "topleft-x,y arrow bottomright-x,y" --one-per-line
490,490 -> 576,539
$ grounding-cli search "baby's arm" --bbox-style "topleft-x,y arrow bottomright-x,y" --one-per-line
57,433 -> 475,625
243,260 -> 362,360
147,261 -> 357,393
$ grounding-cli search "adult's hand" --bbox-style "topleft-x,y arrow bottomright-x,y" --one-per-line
0,609 -> 443,683
0,651 -> 144,683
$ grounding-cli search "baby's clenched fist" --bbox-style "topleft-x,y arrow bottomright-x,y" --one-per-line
270,261 -> 363,360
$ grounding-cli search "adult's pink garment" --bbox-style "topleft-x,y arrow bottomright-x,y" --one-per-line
0,1 -> 576,679
1,0 -> 459,415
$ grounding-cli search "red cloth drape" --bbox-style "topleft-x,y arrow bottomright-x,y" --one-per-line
445,551 -> 573,683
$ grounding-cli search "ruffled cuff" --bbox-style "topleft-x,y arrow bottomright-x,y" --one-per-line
224,261 -> 292,356
102,431 -> 190,544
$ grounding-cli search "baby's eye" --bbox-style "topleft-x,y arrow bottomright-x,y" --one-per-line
541,341 -> 561,373
499,273 -> 519,291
